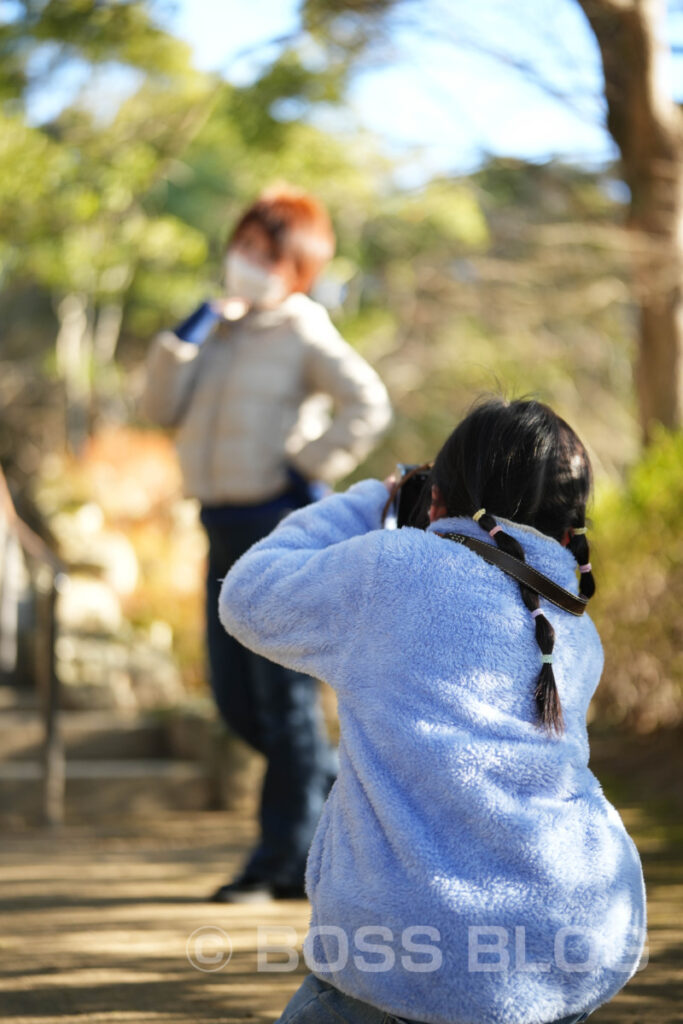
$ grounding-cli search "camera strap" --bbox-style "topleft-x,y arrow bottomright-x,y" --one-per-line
434,531 -> 588,616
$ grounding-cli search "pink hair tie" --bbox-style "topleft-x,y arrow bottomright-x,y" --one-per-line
579,562 -> 592,573
489,525 -> 503,538
531,608 -> 543,619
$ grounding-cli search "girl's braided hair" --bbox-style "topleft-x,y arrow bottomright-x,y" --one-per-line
409,396 -> 595,735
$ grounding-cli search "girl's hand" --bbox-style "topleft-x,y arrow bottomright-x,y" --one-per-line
383,473 -> 397,494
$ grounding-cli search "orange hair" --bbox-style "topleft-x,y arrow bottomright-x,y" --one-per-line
227,183 -> 335,293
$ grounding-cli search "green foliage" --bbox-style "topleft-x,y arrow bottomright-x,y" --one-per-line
2,0 -> 194,92
364,180 -> 488,264
589,428 -> 683,732
394,181 -> 488,246
608,426 -> 681,528
231,48 -> 346,148
1,0 -> 676,735
302,0 -> 397,59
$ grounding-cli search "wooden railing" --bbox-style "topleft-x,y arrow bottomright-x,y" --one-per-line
0,469 -> 67,826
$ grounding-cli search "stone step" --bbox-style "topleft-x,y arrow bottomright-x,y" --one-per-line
0,709 -> 168,761
0,758 -> 212,826
0,684 -> 37,712
0,688 -> 265,823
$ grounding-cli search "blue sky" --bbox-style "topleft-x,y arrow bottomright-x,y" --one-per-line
17,0 -> 683,187
162,0 -> 617,184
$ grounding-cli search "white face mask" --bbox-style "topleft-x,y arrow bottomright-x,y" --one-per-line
223,250 -> 290,307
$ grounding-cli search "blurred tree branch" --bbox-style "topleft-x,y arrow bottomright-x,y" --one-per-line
300,0 -> 682,443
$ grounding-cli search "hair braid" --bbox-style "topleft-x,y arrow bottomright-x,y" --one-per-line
567,529 -> 595,599
475,511 -> 564,735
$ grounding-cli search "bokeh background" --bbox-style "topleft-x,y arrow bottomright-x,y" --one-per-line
0,2 -> 681,1021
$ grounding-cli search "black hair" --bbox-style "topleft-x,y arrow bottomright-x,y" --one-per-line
410,396 -> 595,735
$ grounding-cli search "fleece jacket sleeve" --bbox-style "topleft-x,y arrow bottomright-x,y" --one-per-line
218,478 -> 389,687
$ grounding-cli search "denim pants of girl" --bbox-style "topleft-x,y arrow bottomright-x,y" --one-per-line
275,972 -> 591,1024
204,507 -> 339,888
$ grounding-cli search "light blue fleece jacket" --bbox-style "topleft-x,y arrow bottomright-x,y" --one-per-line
218,479 -> 647,1024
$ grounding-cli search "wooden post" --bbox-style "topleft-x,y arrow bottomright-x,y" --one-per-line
2,469 -> 67,827
35,564 -> 65,828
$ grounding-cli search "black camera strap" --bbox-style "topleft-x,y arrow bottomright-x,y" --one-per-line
434,531 -> 588,616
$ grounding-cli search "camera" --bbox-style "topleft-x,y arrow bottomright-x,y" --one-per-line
384,463 -> 432,529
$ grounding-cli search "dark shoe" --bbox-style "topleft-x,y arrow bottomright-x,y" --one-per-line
209,876 -> 276,904
272,881 -> 308,900
209,875 -> 309,903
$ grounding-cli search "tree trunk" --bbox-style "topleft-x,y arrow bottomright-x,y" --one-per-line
54,293 -> 92,455
93,300 -> 124,366
578,0 -> 682,442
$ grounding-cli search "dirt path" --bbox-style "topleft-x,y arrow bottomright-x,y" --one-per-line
0,801 -> 681,1022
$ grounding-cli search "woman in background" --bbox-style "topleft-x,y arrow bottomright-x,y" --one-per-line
142,183 -> 393,902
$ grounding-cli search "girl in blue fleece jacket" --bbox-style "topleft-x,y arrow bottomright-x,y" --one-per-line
218,397 -> 647,1024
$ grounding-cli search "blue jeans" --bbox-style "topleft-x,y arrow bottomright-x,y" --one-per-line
205,509 -> 339,887
275,972 -> 591,1024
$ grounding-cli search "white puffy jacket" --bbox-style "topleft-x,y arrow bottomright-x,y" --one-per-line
141,291 -> 393,503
